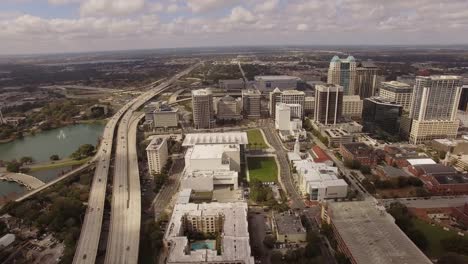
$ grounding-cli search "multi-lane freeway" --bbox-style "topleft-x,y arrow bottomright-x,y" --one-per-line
73,63 -> 200,264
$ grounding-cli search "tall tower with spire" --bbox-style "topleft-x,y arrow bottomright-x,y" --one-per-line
294,136 -> 300,154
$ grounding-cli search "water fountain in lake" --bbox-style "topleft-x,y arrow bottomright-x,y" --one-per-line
57,130 -> 66,140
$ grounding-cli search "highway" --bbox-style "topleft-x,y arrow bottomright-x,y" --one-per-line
73,63 -> 200,264
104,63 -> 200,264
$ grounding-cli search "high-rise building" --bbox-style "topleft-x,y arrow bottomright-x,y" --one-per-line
242,89 -> 261,118
380,81 -> 413,111
355,61 -> 379,99
192,88 -> 214,129
342,95 -> 363,118
146,137 -> 168,175
327,55 -> 357,95
153,103 -> 179,128
408,75 -> 463,144
314,84 -> 344,125
458,85 -> 468,111
275,103 -> 291,130
304,96 -> 315,116
216,95 -> 242,120
269,87 -> 282,117
362,97 -> 403,134
280,90 -> 305,119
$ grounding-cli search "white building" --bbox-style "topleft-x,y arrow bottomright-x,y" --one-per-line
181,132 -> 247,192
275,103 -> 292,131
281,90 -> 305,119
255,75 -> 300,91
408,75 -> 463,144
380,81 -> 413,111
192,89 -> 214,129
153,104 -> 179,128
342,95 -> 363,118
164,202 -> 254,264
293,159 -> 347,201
146,137 -> 168,175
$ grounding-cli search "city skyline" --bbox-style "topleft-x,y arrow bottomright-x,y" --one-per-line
1,0 -> 468,55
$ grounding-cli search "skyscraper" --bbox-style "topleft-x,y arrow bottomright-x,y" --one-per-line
192,88 -> 214,129
242,88 -> 261,118
280,90 -> 305,119
314,84 -> 344,125
408,75 -> 463,144
355,61 -> 379,99
362,97 -> 402,134
269,87 -> 282,118
328,55 -> 357,95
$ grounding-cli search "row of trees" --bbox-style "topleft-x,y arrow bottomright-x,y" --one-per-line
70,144 -> 95,160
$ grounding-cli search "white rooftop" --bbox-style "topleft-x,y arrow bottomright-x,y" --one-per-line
255,75 -> 300,81
282,90 -> 305,95
182,132 -> 248,146
407,158 -> 436,166
165,202 -> 254,264
145,137 -> 166,151
192,88 -> 212,96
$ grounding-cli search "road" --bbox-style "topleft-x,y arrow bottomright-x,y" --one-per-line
73,63 -> 200,264
152,158 -> 184,221
104,63 -> 200,264
380,195 -> 468,208
238,62 -> 248,83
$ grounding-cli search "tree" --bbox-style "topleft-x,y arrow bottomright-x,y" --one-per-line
20,156 -> 33,164
441,236 -> 468,255
438,253 -> 468,264
263,235 -> 275,249
70,144 -> 95,160
6,161 -> 21,173
50,154 -> 60,161
360,165 -> 371,174
270,251 -> 283,264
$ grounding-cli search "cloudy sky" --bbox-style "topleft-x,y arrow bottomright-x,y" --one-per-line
1,0 -> 467,55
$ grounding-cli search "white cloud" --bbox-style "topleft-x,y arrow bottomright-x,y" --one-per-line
48,0 -> 81,5
254,0 -> 279,12
226,6 -> 256,23
80,0 -> 146,17
186,0 -> 239,13
296,23 -> 308,31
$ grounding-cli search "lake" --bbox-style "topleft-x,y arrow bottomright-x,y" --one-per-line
0,123 -> 105,163
0,123 -> 105,201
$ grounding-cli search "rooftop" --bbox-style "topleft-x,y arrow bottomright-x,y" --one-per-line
341,142 -> 374,156
146,137 -> 167,151
189,144 -> 239,160
311,146 -> 332,163
316,84 -> 344,92
192,88 -> 212,96
327,201 -> 432,264
273,212 -> 306,235
413,164 -> 457,176
165,202 -> 254,264
343,95 -> 361,102
380,166 -> 411,178
282,90 -> 305,95
382,81 -> 411,88
254,75 -> 300,81
182,132 -> 248,146
242,88 -> 261,95
365,96 -> 403,107
406,158 -> 436,166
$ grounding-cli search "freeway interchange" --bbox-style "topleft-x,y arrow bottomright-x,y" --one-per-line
72,63 -> 200,264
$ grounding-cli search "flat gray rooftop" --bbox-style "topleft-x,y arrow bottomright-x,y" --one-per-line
328,201 -> 432,264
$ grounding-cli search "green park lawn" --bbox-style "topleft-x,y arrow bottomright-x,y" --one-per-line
246,129 -> 269,149
247,157 -> 278,182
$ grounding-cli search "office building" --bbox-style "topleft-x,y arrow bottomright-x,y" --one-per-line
242,89 -> 261,118
342,95 -> 363,118
281,90 -> 305,119
409,164 -> 468,195
354,61 -> 379,99
192,89 -> 214,129
324,128 -> 353,148
458,85 -> 468,111
269,87 -> 282,118
408,75 -> 463,144
146,137 -> 168,175
321,201 -> 432,264
219,78 -> 245,91
275,103 -> 291,130
272,212 -> 307,243
153,103 -> 179,128
327,55 -> 357,95
304,96 -> 315,116
255,75 -> 300,91
380,81 -> 413,111
314,84 -> 344,125
164,202 -> 254,264
144,101 -> 159,123
362,97 -> 403,134
216,95 -> 242,120
293,159 -> 347,201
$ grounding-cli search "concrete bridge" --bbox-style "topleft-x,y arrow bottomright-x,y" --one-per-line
0,173 -> 45,190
